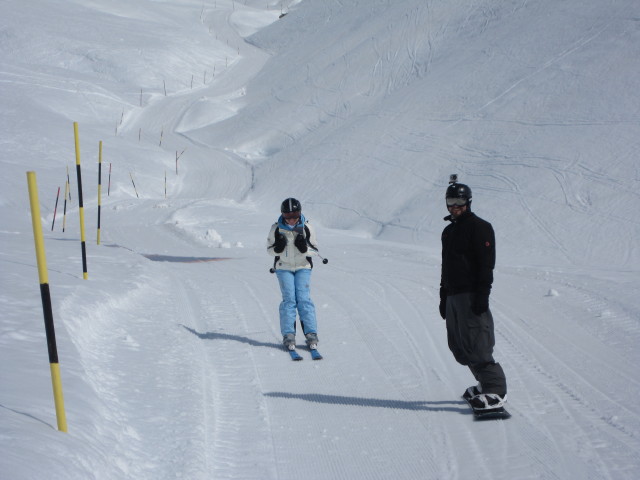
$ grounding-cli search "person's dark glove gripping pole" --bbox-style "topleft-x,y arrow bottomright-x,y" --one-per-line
294,233 -> 308,253
274,232 -> 287,253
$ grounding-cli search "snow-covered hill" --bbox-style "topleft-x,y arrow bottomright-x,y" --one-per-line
1,0 -> 639,479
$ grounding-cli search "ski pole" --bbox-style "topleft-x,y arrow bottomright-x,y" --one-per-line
269,258 -> 326,274
309,246 -> 329,264
269,255 -> 328,274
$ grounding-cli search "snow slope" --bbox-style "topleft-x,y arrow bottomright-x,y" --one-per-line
1,0 -> 639,479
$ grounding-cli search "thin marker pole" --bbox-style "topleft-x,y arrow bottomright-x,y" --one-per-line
97,141 -> 102,245
129,172 -> 139,198
62,174 -> 70,232
51,187 -> 60,231
66,165 -> 72,201
107,162 -> 112,196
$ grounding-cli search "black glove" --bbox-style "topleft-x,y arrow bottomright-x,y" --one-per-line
273,232 -> 286,253
471,293 -> 489,315
294,233 -> 308,253
439,287 -> 447,319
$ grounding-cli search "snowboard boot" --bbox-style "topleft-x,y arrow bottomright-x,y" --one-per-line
469,393 -> 506,410
462,384 -> 482,402
305,332 -> 318,349
283,333 -> 296,350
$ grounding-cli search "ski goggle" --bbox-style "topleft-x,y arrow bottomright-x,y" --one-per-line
283,212 -> 301,220
446,197 -> 469,207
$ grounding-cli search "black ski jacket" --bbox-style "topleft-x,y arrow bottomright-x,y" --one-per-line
440,211 -> 495,296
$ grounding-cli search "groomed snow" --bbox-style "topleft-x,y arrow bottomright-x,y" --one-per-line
1,0 -> 639,479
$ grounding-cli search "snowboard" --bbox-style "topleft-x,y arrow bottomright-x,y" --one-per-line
463,395 -> 511,420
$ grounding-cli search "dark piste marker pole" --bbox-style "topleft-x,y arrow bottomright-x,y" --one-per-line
107,162 -> 112,197
62,169 -> 70,232
27,171 -> 68,432
129,171 -> 139,198
73,122 -> 88,279
51,186 -> 60,231
66,165 -> 72,202
97,141 -> 102,245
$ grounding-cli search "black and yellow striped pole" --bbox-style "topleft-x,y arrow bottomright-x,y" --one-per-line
73,122 -> 88,279
62,167 -> 70,233
97,141 -> 102,245
26,171 -> 68,433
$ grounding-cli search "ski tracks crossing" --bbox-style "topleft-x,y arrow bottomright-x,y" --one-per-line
170,239 -> 466,479
492,268 -> 640,479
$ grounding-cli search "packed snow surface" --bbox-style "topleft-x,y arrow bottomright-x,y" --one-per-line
1,0 -> 639,479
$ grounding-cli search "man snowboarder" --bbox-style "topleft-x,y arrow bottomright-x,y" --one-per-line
439,176 -> 508,411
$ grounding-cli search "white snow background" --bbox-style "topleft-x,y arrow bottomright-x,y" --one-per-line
1,0 -> 639,478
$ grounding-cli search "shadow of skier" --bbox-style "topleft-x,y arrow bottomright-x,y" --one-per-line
181,325 -> 283,351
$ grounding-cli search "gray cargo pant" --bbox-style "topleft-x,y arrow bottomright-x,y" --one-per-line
445,292 -> 507,396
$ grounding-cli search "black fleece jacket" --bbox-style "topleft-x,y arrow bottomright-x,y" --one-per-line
440,211 -> 495,296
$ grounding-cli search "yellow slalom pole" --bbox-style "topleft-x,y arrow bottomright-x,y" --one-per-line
26,171 -> 68,433
97,141 -> 102,245
73,122 -> 88,279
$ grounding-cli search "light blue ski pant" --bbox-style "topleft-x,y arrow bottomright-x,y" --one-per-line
275,269 -> 317,337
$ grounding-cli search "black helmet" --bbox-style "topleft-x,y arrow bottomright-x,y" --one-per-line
281,197 -> 301,213
445,183 -> 472,207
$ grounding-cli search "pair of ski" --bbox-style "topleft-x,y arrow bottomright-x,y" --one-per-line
287,345 -> 323,361
463,394 -> 511,420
